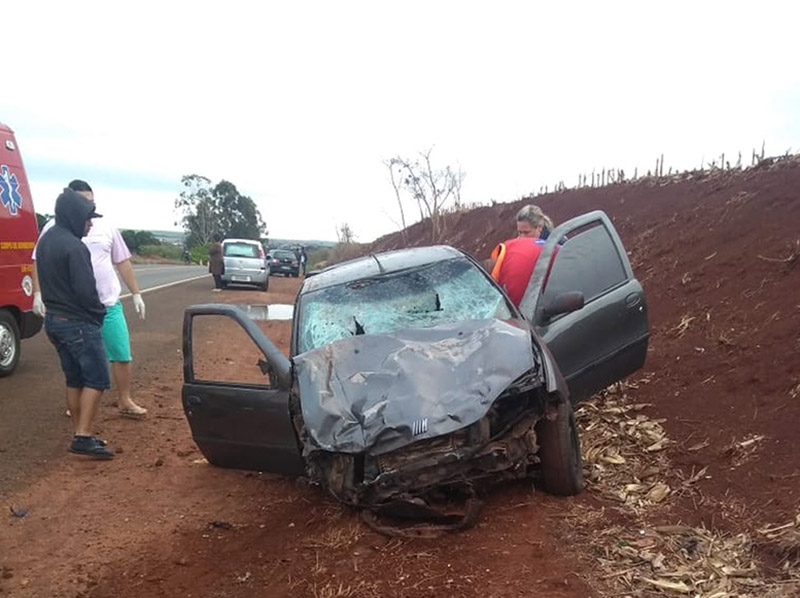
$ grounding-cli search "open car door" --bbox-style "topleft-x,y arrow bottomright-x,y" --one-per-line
181,304 -> 304,476
519,211 -> 649,402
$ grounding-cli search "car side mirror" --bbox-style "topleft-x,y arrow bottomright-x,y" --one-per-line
541,291 -> 584,322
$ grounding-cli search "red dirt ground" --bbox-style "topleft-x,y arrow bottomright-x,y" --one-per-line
1,158 -> 798,597
372,157 -> 800,534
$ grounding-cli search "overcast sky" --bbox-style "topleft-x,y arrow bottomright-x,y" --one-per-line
3,1 -> 798,242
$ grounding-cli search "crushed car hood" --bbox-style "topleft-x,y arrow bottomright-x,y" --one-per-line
294,318 -> 536,455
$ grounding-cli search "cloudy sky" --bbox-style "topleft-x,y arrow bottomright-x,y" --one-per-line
3,1 -> 798,242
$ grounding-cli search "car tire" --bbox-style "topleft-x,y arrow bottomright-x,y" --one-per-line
292,272 -> 299,278
260,279 -> 269,292
536,400 -> 583,496
0,310 -> 21,377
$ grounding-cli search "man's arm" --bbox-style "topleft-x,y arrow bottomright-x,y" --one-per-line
31,221 -> 54,317
116,259 -> 146,320
109,225 -> 145,320
116,259 -> 140,294
31,263 -> 46,317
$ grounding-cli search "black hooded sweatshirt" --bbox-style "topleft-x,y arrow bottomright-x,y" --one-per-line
36,189 -> 106,325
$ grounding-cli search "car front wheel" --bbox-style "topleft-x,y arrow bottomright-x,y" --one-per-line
536,400 -> 583,496
0,310 -> 21,377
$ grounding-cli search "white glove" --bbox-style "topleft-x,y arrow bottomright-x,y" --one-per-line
33,292 -> 46,317
132,293 -> 146,320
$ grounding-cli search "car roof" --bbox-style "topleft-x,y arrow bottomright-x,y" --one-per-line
223,238 -> 261,245
301,245 -> 467,294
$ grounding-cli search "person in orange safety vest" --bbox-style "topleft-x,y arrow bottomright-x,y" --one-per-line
485,205 -> 555,307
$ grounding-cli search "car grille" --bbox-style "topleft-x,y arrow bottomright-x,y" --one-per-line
377,431 -> 467,474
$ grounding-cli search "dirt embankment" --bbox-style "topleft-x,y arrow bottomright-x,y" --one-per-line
371,157 -> 800,532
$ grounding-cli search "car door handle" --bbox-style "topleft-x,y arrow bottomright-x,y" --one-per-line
186,395 -> 202,408
625,292 -> 641,308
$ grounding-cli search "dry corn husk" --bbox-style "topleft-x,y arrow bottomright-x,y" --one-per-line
572,383 -> 800,597
575,386 -> 687,511
587,524 -> 786,597
760,512 -> 800,560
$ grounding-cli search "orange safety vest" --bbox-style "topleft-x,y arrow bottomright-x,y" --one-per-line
489,242 -> 506,280
489,237 -> 547,307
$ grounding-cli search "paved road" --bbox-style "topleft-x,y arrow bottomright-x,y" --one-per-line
0,276 -> 216,496
122,264 -> 207,295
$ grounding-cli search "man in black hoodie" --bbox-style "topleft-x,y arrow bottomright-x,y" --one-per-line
36,188 -> 114,459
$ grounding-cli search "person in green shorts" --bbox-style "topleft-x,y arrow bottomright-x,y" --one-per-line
33,179 -> 148,419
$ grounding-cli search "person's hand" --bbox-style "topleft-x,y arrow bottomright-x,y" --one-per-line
132,293 -> 146,320
33,292 -> 46,317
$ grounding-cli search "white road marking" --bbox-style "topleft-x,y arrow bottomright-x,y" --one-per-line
120,274 -> 209,299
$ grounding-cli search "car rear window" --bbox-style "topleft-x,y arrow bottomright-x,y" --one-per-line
273,250 -> 296,259
296,257 -> 514,353
224,242 -> 260,258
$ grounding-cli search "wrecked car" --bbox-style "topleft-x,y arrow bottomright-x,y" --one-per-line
181,210 -> 649,531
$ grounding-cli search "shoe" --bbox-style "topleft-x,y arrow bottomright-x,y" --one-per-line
119,405 -> 147,420
70,436 -> 114,459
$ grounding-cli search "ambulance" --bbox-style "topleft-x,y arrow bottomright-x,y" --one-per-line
0,122 -> 42,376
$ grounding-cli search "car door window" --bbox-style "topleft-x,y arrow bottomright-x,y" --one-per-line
190,314 -> 277,388
542,222 -> 628,309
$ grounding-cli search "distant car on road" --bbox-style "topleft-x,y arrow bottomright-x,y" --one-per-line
267,249 -> 300,277
182,211 -> 649,532
221,239 -> 268,291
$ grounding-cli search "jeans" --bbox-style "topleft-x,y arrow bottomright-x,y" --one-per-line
45,314 -> 110,390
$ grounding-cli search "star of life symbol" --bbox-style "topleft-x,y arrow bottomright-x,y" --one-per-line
0,164 -> 23,216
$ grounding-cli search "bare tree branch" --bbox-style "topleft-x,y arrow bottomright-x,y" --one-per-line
386,148 -> 465,243
385,158 -> 409,246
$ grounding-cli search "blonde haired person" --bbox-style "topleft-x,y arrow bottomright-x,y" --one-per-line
515,204 -> 554,239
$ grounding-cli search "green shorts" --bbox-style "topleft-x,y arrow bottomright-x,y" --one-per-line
101,302 -> 132,362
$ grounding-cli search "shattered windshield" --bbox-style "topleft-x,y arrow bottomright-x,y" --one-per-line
297,257 -> 514,354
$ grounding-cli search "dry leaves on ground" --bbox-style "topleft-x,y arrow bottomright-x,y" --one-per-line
760,512 -> 800,579
581,522 -> 800,597
575,382 -> 703,511
723,434 -> 766,468
571,385 -> 800,596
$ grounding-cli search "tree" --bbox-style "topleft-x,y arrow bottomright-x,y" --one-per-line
175,174 -> 267,248
120,230 -> 161,253
386,148 -> 465,243
384,159 -> 409,246
213,180 -> 267,240
35,213 -> 52,232
175,175 -> 217,248
336,222 -> 355,244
